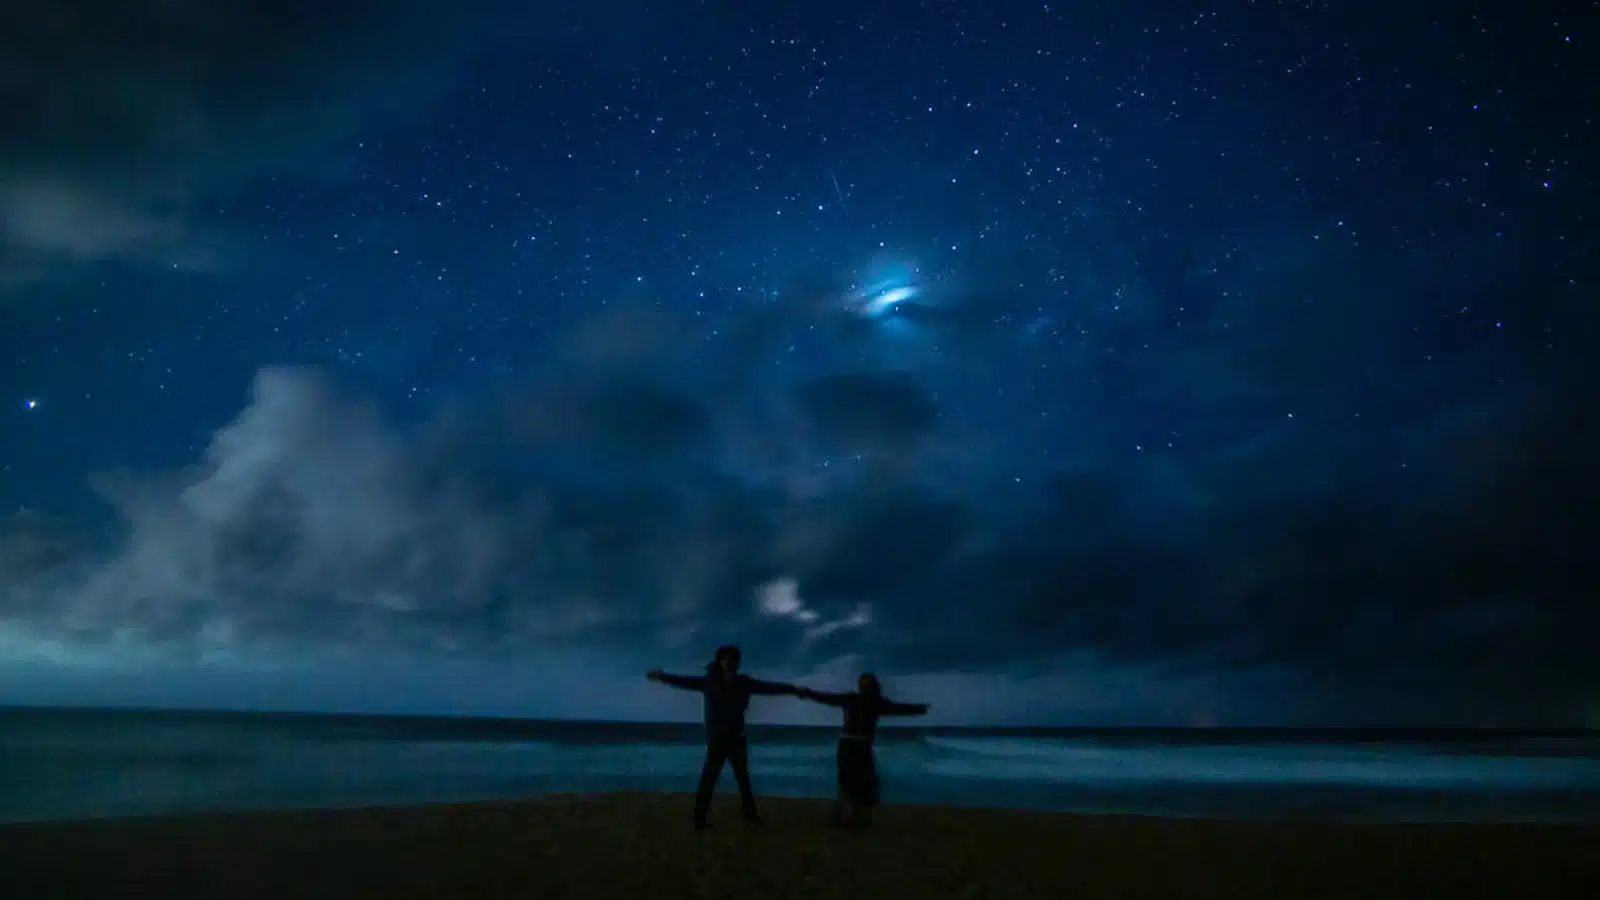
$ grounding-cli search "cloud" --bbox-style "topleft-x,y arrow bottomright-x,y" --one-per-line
793,372 -> 940,454
0,510 -> 78,577
0,0 -> 680,286
47,368 -> 529,652
0,182 -> 223,285
755,576 -> 872,642
507,374 -> 711,455
2,267 -> 1596,724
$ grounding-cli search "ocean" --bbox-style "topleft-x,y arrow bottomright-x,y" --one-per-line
3,707 -> 1598,824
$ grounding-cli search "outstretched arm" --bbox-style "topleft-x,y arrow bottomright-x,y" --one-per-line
879,699 -> 931,716
744,677 -> 801,696
647,670 -> 706,691
798,689 -> 853,708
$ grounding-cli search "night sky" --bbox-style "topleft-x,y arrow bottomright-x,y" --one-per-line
1,0 -> 1594,726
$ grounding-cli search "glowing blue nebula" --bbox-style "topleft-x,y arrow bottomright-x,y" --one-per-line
849,258 -> 923,320
861,285 -> 917,317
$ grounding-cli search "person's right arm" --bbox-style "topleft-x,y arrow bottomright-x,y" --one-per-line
647,670 -> 706,691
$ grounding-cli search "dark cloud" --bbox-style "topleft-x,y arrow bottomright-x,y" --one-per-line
508,374 -> 711,454
793,372 -> 940,454
772,491 -> 971,604
560,306 -> 701,369
3,243 -> 1596,724
2,283 -> 1594,726
0,0 -> 679,286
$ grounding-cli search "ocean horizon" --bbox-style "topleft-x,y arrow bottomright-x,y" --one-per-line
4,706 -> 1598,825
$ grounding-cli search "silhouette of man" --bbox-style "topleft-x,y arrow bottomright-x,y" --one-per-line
647,645 -> 802,829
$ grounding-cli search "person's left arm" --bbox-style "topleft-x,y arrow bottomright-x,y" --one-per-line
743,677 -> 802,696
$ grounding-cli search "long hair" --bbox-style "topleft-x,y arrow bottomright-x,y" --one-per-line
858,672 -> 882,698
707,644 -> 742,672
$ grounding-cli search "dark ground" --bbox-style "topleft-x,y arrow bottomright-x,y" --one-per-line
0,793 -> 1594,899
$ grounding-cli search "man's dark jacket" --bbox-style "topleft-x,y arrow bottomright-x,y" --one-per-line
656,664 -> 799,736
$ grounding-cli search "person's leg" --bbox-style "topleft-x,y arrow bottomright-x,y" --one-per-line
837,741 -> 869,827
856,746 -> 880,827
833,743 -> 852,826
693,738 -> 729,828
727,735 -> 760,822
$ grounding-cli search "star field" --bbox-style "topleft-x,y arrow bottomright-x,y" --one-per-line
0,0 -> 1594,723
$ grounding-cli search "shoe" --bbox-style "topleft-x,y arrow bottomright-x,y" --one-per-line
693,821 -> 711,831
743,814 -> 763,826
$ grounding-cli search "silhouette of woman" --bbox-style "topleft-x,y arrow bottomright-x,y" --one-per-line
798,672 -> 929,827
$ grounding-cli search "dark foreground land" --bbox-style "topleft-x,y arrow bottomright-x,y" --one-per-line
0,793 -> 1594,899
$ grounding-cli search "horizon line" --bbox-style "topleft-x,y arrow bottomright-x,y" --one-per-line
0,703 -> 1593,734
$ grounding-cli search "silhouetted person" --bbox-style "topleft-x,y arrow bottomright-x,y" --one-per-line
798,672 -> 929,827
647,645 -> 802,829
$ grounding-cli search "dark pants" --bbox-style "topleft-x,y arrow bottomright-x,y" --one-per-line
694,732 -> 758,824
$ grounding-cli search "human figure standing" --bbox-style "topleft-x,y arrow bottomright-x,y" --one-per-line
647,645 -> 803,830
797,672 -> 930,827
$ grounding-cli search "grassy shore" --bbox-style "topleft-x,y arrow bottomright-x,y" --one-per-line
0,793 -> 1593,899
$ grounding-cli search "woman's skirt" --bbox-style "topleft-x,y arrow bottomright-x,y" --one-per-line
836,738 -> 881,807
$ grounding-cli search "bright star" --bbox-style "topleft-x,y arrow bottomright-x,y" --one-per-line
23,399 -> 38,410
